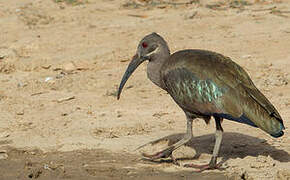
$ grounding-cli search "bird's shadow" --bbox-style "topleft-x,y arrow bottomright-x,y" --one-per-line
138,132 -> 290,164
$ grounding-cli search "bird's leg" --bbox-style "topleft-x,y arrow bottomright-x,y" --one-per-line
142,117 -> 193,161
184,117 -> 223,172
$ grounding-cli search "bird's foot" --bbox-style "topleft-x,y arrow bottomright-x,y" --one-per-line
183,162 -> 223,172
142,146 -> 174,160
170,154 -> 181,166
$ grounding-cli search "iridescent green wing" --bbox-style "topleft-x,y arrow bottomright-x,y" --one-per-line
162,50 -> 244,118
161,49 -> 283,131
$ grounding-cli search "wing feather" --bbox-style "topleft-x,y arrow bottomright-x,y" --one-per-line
161,49 -> 284,128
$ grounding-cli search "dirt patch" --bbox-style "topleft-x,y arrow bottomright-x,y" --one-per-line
0,147 -> 226,180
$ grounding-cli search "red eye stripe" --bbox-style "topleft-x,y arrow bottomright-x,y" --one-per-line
142,42 -> 148,48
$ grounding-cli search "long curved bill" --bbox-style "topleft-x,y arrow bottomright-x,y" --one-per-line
117,54 -> 146,100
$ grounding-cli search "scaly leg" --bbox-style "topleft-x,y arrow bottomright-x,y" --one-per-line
142,116 -> 193,160
184,116 -> 223,172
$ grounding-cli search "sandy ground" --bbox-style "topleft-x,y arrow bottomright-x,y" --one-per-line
0,0 -> 289,179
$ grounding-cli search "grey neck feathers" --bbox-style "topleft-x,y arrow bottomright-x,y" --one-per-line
147,48 -> 170,90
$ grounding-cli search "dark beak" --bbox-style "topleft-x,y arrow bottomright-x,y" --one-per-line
117,54 -> 146,100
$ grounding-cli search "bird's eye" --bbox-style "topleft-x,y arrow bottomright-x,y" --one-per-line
142,42 -> 148,48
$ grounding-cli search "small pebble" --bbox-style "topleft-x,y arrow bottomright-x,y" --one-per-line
242,55 -> 252,59
0,150 -> 8,160
44,77 -> 53,82
0,132 -> 10,138
16,110 -> 24,115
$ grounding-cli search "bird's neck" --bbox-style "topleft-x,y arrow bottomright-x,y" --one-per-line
147,53 -> 169,90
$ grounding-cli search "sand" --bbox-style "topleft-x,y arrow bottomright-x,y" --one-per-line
0,0 -> 289,179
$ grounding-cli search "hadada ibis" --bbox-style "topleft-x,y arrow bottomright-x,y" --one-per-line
117,32 -> 285,171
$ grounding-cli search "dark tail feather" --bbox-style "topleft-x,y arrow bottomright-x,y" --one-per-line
215,113 -> 285,138
214,113 -> 258,128
270,123 -> 285,138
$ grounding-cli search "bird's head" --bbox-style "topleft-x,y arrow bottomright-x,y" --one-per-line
117,32 -> 169,100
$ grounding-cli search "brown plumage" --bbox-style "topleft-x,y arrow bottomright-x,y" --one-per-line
162,49 -> 284,137
117,32 -> 285,171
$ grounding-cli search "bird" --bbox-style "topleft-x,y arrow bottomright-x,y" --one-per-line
117,32 -> 285,171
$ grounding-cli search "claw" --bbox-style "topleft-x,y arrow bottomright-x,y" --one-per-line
142,147 -> 174,160
170,154 -> 180,166
183,162 -> 223,172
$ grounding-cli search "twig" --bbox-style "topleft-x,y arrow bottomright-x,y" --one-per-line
31,91 -> 49,96
56,96 -> 75,103
251,6 -> 276,12
127,14 -> 147,18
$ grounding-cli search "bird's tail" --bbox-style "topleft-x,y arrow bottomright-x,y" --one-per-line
242,98 -> 285,138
